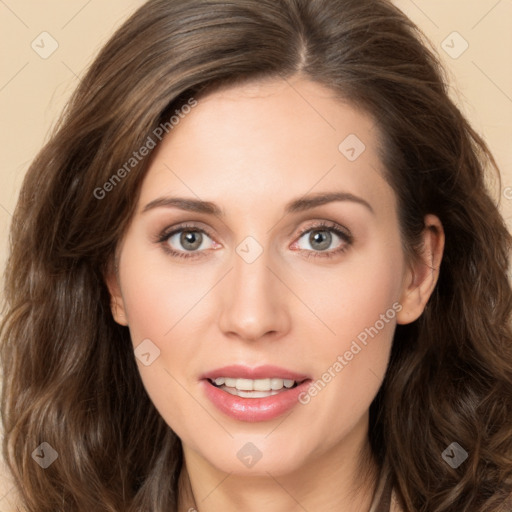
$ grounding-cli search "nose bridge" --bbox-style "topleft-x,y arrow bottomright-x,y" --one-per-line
217,241 -> 290,340
232,249 -> 272,302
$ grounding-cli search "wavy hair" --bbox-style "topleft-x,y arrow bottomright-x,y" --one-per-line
1,0 -> 511,510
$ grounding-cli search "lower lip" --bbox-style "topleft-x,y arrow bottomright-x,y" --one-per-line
202,379 -> 312,422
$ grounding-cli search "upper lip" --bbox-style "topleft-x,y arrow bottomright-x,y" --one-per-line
200,365 -> 311,382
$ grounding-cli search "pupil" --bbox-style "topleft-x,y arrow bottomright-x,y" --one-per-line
181,231 -> 202,250
310,230 -> 331,251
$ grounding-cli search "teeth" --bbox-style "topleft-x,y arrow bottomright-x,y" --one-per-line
271,378 -> 282,390
223,388 -> 281,398
211,377 -> 298,391
236,378 -> 255,391
254,378 -> 271,391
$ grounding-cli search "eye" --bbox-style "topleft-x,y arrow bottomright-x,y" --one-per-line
168,230 -> 214,252
157,224 -> 219,258
291,221 -> 352,258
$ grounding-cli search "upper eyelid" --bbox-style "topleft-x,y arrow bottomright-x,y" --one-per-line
159,222 -> 214,238
298,221 -> 351,235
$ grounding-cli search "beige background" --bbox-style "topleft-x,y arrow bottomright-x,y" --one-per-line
0,0 -> 511,509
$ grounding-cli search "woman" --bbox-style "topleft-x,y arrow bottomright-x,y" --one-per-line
1,0 -> 511,510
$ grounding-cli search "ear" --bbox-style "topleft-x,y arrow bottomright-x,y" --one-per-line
396,214 -> 445,325
104,258 -> 129,326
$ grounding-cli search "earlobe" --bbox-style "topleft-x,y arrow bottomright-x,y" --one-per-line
396,214 -> 445,325
104,261 -> 129,326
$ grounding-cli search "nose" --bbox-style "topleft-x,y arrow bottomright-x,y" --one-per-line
217,246 -> 291,342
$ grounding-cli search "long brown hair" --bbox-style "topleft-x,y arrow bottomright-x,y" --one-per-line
1,0 -> 511,510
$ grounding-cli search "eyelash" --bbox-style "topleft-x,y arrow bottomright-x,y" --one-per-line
156,221 -> 353,260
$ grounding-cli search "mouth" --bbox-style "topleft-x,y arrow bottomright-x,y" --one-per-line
200,365 -> 312,421
206,377 -> 305,398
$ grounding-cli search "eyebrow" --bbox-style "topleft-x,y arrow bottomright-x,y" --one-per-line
141,191 -> 374,216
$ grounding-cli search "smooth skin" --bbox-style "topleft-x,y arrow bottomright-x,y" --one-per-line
106,76 -> 444,512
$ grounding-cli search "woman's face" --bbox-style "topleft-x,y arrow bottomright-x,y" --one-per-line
108,77 -> 438,478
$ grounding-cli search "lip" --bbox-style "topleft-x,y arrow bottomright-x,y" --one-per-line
200,364 -> 311,382
200,365 -> 312,422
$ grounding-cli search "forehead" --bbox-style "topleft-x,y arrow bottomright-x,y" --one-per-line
138,77 -> 394,216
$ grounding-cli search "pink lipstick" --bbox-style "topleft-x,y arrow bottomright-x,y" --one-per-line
200,365 -> 312,422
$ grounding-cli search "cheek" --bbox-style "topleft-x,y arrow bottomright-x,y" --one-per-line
117,250 -> 209,436
290,237 -> 403,420
118,235 -> 210,344
293,234 -> 404,347
116,238 -> 220,424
